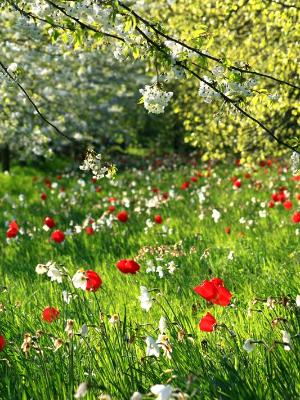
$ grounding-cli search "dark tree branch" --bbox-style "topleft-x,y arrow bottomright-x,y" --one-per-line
118,1 -> 300,90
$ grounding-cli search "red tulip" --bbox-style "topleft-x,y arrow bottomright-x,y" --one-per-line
51,230 -> 65,243
292,212 -> 300,223
117,210 -> 128,222
86,270 -> 102,291
116,259 -> 140,274
233,180 -> 241,188
268,201 -> 275,208
108,205 -> 116,213
162,192 -> 169,200
194,278 -> 232,306
225,227 -> 231,234
85,226 -> 94,235
44,216 -> 56,228
190,176 -> 198,182
154,215 -> 163,224
42,307 -> 60,322
152,187 -> 159,194
40,192 -> 47,201
0,335 -> 5,351
283,200 -> 292,210
199,312 -> 217,332
181,181 -> 190,190
6,220 -> 19,238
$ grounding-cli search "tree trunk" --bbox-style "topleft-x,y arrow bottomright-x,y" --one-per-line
2,145 -> 10,172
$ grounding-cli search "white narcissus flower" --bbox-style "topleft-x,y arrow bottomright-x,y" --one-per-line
212,208 -> 221,223
282,330 -> 291,351
243,339 -> 257,353
62,290 -> 72,304
74,382 -> 88,398
139,286 -> 152,311
35,263 -> 48,275
47,263 -> 63,283
228,250 -> 234,261
150,384 -> 174,400
296,295 -> 300,307
159,316 -> 167,334
145,336 -> 160,357
72,270 -> 87,290
130,392 -> 142,400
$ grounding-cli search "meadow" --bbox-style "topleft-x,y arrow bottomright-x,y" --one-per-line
0,156 -> 299,400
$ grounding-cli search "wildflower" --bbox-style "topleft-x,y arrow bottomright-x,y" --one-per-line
243,339 -> 257,352
86,270 -> 102,291
42,306 -> 60,323
282,330 -> 291,351
0,335 -> 5,351
233,179 -> 242,188
181,181 -> 190,190
157,334 -> 173,359
145,336 -> 160,357
47,263 -> 63,283
51,230 -> 65,243
21,333 -> 31,356
116,259 -> 140,274
130,392 -> 142,400
292,212 -> 300,223
79,147 -> 116,180
74,382 -> 89,399
212,209 -> 221,223
65,319 -> 74,337
225,226 -> 231,234
139,286 -> 153,311
193,278 -> 232,306
199,312 -> 217,332
167,261 -> 176,274
108,314 -> 120,325
53,338 -> 63,351
150,384 -> 174,400
228,251 -> 234,261
296,295 -> 300,307
117,210 -> 128,222
85,226 -> 94,235
159,316 -> 168,334
283,200 -> 293,210
6,220 -> 19,238
72,270 -> 87,290
44,216 -> 56,229
154,214 -> 163,224
40,192 -> 47,201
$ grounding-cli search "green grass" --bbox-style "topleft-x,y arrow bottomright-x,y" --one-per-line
0,160 -> 299,400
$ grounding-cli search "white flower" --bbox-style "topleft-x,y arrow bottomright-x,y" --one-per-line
47,263 -> 63,283
145,336 -> 160,357
72,270 -> 87,290
74,382 -> 88,398
139,84 -> 173,114
62,290 -> 72,304
7,63 -> 18,74
198,76 -> 220,103
228,251 -> 234,261
243,339 -> 257,353
156,266 -> 164,278
167,261 -> 176,274
296,295 -> 300,307
130,392 -> 142,400
35,263 -> 48,275
282,330 -> 291,351
159,316 -> 167,334
139,286 -> 153,311
150,384 -> 174,400
212,209 -> 221,223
